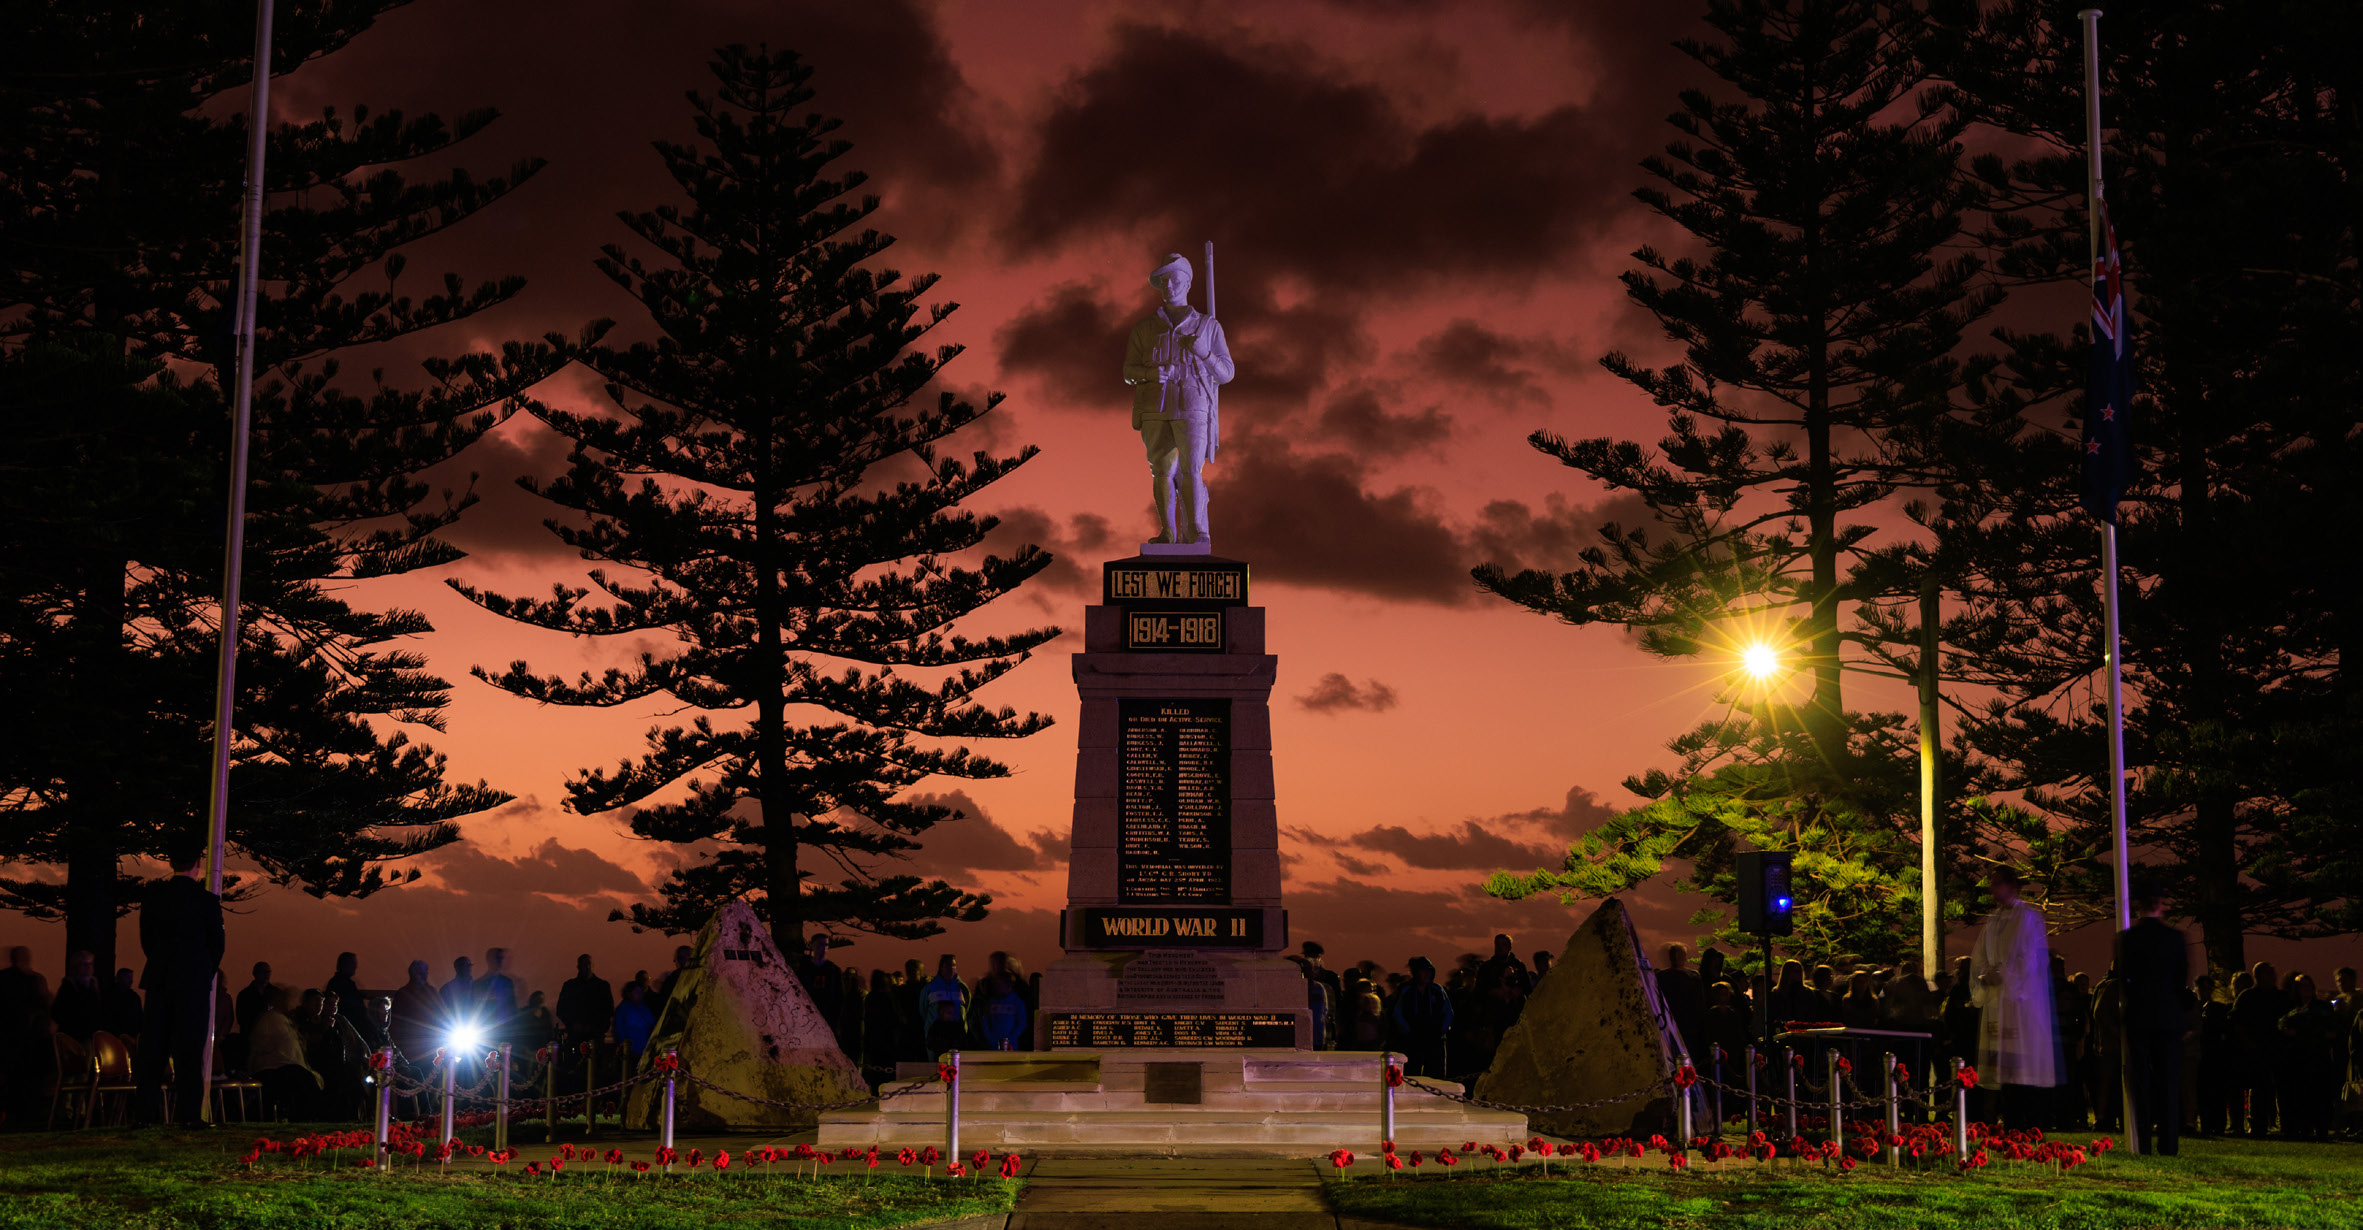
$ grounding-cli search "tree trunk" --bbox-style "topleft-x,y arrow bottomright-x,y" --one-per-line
1802,147 -> 1845,763
63,553 -> 125,977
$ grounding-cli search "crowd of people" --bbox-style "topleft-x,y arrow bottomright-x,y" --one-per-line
3,851 -> 2360,1147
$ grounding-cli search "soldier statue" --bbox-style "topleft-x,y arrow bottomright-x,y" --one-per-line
1121,251 -> 1234,546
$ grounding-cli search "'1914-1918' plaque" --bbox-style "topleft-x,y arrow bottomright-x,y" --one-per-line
1117,698 -> 1230,903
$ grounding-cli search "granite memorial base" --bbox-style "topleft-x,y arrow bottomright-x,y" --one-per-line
815,1049 -> 1528,1156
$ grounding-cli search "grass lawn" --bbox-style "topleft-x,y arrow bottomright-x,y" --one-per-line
1326,1136 -> 2363,1229
0,1125 -> 1016,1229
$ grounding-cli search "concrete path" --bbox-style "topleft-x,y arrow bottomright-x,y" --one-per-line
1006,1157 -> 1338,1230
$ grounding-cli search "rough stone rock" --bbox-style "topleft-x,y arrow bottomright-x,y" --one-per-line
1471,897 -> 1680,1139
621,901 -> 866,1130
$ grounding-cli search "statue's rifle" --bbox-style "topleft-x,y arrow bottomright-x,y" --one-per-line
1203,240 -> 1219,456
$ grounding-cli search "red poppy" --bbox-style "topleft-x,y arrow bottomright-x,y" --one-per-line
945,1162 -> 966,1178
633,1161 -> 651,1173
1440,1152 -> 1459,1167
1893,1062 -> 1911,1083
1669,1153 -> 1688,1170
920,1145 -> 939,1165
1957,1066 -> 1978,1090
653,1053 -> 680,1072
656,1147 -> 677,1166
1000,1154 -> 1022,1179
1672,1064 -> 1697,1089
898,1147 -> 917,1166
356,1158 -> 375,1169
550,1159 -> 565,1172
525,1162 -> 542,1177
607,1148 -> 624,1165
1385,1064 -> 1404,1087
1839,1156 -> 1856,1172
1382,1139 -> 1395,1153
1386,1154 -> 1403,1171
937,1062 -> 958,1084
716,1150 -> 731,1171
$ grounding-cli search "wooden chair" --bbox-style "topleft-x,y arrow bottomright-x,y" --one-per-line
47,1033 -> 93,1130
85,1030 -> 137,1129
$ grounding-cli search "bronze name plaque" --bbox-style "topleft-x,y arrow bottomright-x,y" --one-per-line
1046,1012 -> 1297,1049
1117,698 -> 1231,903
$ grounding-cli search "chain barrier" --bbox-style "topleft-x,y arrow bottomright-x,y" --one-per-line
1394,1073 -> 1678,1116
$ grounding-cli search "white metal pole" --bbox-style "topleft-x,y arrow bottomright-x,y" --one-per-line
660,1049 -> 677,1171
1952,1058 -> 1969,1158
438,1055 -> 455,1150
1745,1044 -> 1758,1136
1677,1052 -> 1693,1144
198,0 -> 276,1124
372,1047 -> 394,1167
2081,5 -> 2142,1157
495,1043 -> 511,1153
1784,1048 -> 1798,1141
1827,1051 -> 1843,1153
945,1051 -> 963,1164
1883,1052 -> 1900,1167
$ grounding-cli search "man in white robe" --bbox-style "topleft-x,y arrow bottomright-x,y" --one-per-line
1971,867 -> 2058,1126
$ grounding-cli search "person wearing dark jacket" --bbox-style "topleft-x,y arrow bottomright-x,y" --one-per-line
2115,884 -> 2189,1154
135,845 -> 226,1125
2231,963 -> 2288,1136
52,950 -> 105,1041
556,954 -> 614,1044
1391,956 -> 1453,1078
324,952 -> 381,1048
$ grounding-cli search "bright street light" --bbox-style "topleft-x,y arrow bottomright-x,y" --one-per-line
447,1022 -> 484,1053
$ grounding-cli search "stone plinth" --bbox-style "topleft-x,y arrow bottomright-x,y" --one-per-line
1036,556 -> 1307,1049
816,1049 -> 1527,1156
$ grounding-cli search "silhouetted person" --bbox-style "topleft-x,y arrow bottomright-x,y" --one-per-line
1392,956 -> 1453,1078
795,934 -> 844,1035
104,968 -> 144,1037
479,948 -> 518,1027
1655,943 -> 1705,1057
2115,884 -> 2187,1154
52,950 -> 104,1041
389,960 -> 438,1061
325,952 -> 380,1048
556,954 -> 613,1044
655,945 -> 694,1007
1478,934 -> 1533,997
614,983 -> 656,1060
2278,974 -> 2337,1140
135,845 -> 224,1125
1301,942 -> 1344,1048
234,962 -> 278,1041
2231,961 -> 2286,1135
1532,950 -> 1554,981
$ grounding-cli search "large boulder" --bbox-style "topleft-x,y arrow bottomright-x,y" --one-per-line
621,901 -> 867,1130
1472,897 -> 1680,1139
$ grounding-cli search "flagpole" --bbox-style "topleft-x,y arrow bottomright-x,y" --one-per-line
198,0 -> 275,1123
2080,5 -> 2139,1155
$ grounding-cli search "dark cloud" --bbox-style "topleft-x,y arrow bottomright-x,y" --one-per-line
994,281 -> 1130,408
891,790 -> 1055,877
984,505 -> 1116,599
427,832 -> 648,898
1348,821 -> 1560,871
1315,386 -> 1451,458
1411,319 -> 1582,410
1334,853 -> 1393,878
1295,673 -> 1400,714
1335,785 -> 1618,871
1215,438 -> 1469,602
434,412 -> 584,563
1005,24 -> 1633,292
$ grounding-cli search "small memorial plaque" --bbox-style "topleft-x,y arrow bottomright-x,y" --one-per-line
1116,954 -> 1224,1003
1142,1062 -> 1203,1105
1046,1012 -> 1297,1049
1072,907 -> 1263,949
1117,698 -> 1231,903
1124,610 -> 1225,652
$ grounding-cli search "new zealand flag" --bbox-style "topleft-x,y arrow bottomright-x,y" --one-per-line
2082,200 -> 2136,523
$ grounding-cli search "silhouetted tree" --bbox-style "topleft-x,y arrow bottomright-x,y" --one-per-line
1476,0 -> 1994,963
0,1 -> 556,972
1924,0 -> 2363,972
453,48 -> 1057,950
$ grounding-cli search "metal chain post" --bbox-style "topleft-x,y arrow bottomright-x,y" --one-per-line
1381,1053 -> 1397,1148
585,1046 -> 597,1137
1744,1045 -> 1759,1136
372,1047 -> 394,1167
1710,1047 -> 1725,1140
1827,1050 -> 1844,1151
1883,1052 -> 1900,1166
1952,1057 -> 1969,1158
1783,1046 -> 1798,1141
438,1054 -> 456,1151
944,1051 -> 962,1164
494,1043 -> 511,1153
1677,1052 -> 1693,1143
660,1048 -> 677,1172
545,1047 -> 558,1139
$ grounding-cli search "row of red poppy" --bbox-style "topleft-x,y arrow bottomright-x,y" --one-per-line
1327,1123 -> 2114,1179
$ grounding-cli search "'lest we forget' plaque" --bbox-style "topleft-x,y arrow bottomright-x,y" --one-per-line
1117,698 -> 1231,904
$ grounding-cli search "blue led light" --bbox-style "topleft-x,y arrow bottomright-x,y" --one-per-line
1774,895 -> 1791,911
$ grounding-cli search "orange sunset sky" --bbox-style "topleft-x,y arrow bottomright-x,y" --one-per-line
11,0 -> 2354,1003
